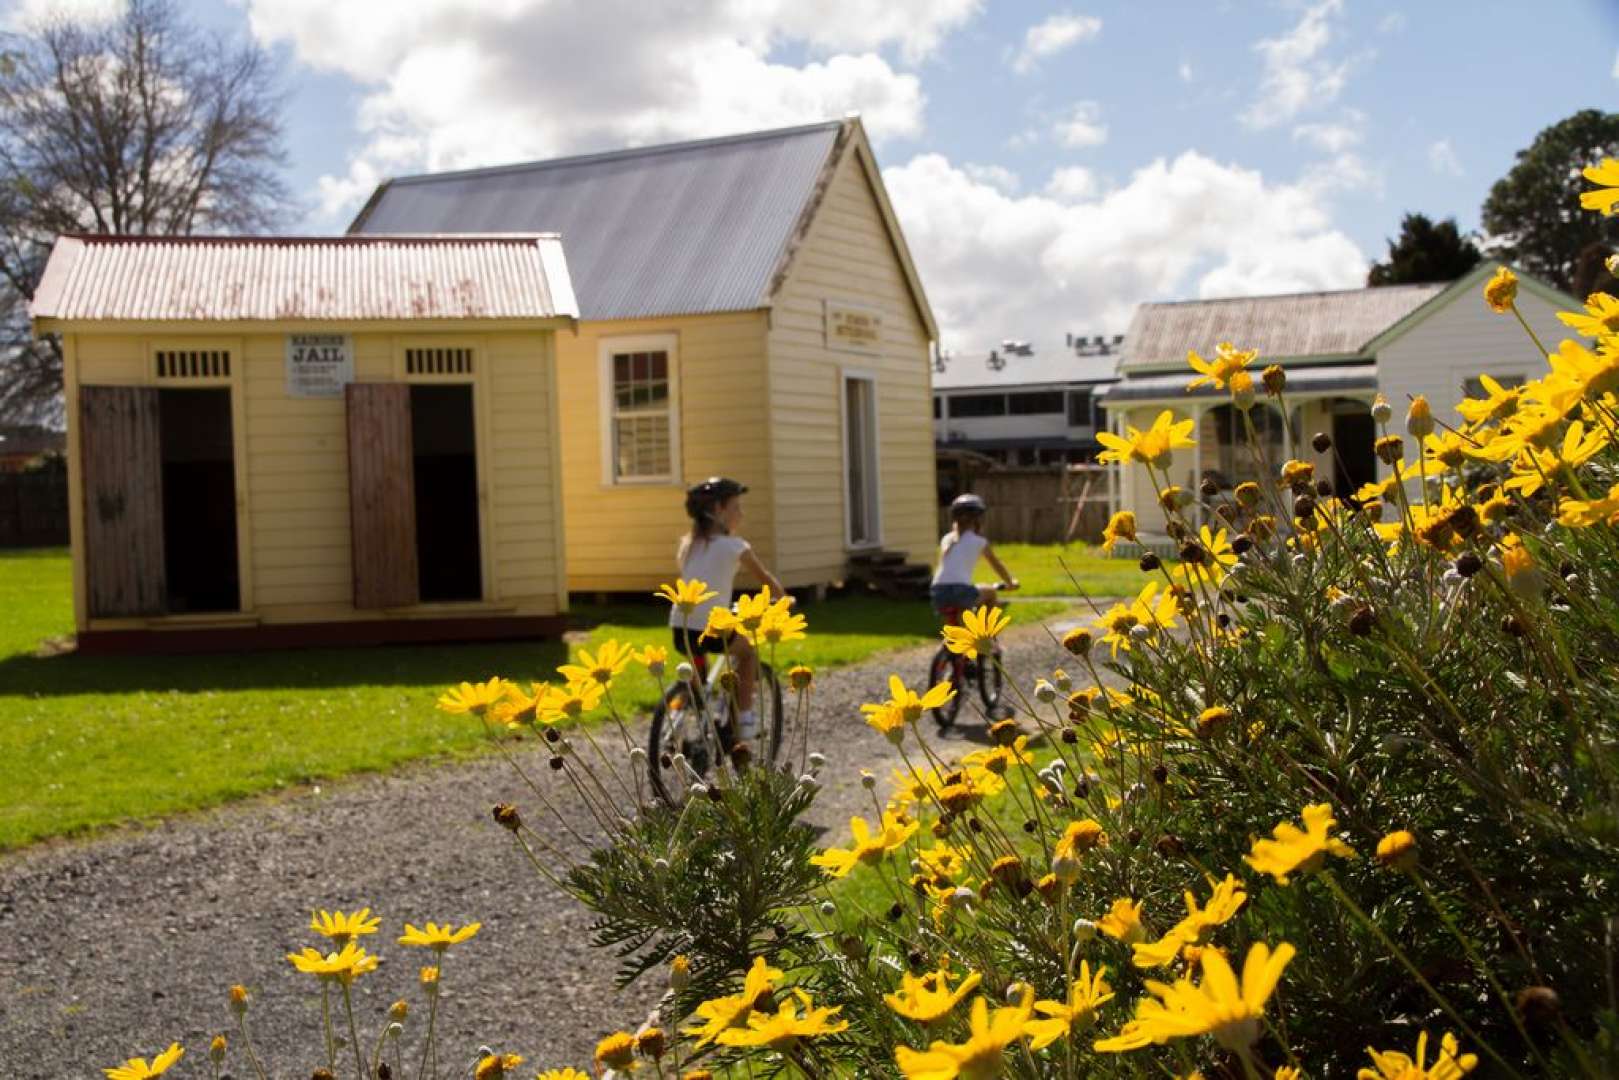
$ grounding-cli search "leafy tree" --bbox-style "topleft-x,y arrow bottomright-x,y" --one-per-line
1481,108 -> 1619,293
0,0 -> 291,422
1365,212 -> 1481,286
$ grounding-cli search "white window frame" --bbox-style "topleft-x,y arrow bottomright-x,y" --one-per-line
599,333 -> 681,486
840,367 -> 884,550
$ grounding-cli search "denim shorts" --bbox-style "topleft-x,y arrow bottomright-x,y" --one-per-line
931,582 -> 981,613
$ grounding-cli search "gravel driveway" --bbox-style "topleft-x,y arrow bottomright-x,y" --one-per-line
0,619 -> 1079,1077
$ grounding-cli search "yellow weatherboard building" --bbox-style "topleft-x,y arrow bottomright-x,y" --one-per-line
351,118 -> 940,594
31,233 -> 578,651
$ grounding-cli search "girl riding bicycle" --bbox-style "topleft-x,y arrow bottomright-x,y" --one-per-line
931,492 -> 1019,614
671,476 -> 785,742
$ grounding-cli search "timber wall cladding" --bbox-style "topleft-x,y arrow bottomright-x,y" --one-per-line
346,382 -> 420,609
80,386 -> 166,616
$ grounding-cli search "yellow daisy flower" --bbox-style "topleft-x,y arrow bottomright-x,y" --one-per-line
655,578 -> 717,614
895,991 -> 1033,1079
309,907 -> 381,946
1026,962 -> 1114,1049
717,988 -> 848,1049
1359,1029 -> 1478,1080
103,1044 -> 184,1080
684,956 -> 783,1046
558,640 -> 633,688
1097,410 -> 1197,468
398,920 -> 481,951
940,605 -> 1010,660
1580,157 -> 1619,216
885,962 -> 983,1023
1094,941 -> 1294,1054
810,812 -> 919,878
1244,803 -> 1357,884
436,678 -> 512,717
1185,341 -> 1258,392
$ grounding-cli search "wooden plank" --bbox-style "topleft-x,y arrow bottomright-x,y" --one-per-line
80,386 -> 166,616
346,382 -> 419,609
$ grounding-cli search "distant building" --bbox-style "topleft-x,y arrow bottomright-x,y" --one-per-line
932,337 -> 1120,466
1102,264 -> 1579,529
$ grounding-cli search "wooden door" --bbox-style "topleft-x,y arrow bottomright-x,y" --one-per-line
80,386 -> 166,617
347,383 -> 420,609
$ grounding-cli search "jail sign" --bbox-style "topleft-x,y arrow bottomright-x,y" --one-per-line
825,301 -> 883,354
285,333 -> 354,398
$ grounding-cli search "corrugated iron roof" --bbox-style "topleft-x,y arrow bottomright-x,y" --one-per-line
30,234 -> 578,323
348,121 -> 845,321
1121,283 -> 1446,368
1101,362 -> 1377,404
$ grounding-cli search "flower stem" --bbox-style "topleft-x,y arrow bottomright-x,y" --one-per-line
342,982 -> 367,1080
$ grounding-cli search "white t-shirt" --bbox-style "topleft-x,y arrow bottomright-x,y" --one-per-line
670,534 -> 752,630
932,530 -> 988,586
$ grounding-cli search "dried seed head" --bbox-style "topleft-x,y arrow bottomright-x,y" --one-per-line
1199,477 -> 1220,499
1138,551 -> 1162,572
1311,431 -> 1332,453
1515,986 -> 1561,1028
1348,604 -> 1376,636
1375,434 -> 1404,465
1061,628 -> 1093,656
1231,534 -> 1254,556
492,803 -> 521,832
1261,364 -> 1286,396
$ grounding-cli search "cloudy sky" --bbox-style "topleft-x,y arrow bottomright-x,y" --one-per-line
8,0 -> 1619,361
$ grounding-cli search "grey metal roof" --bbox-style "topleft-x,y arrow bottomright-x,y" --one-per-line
1121,283 -> 1446,368
1100,362 -> 1377,404
349,122 -> 845,322
934,340 -> 1119,390
30,234 -> 578,323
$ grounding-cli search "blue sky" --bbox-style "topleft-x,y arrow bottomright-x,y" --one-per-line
8,0 -> 1619,358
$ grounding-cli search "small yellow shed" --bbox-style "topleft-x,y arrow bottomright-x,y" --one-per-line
351,119 -> 940,594
30,234 -> 578,652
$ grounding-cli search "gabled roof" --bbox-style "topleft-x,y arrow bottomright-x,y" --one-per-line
30,234 -> 577,324
348,120 -> 936,335
1121,282 -> 1446,369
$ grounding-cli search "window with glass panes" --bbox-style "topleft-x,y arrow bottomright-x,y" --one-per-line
608,348 -> 673,481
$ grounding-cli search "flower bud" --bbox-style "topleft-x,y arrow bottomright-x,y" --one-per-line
492,803 -> 522,832
1375,830 -> 1418,871
1261,364 -> 1286,396
670,954 -> 691,991
209,1035 -> 227,1064
819,900 -> 836,917
1371,393 -> 1392,424
1052,668 -> 1072,692
389,999 -> 409,1021
675,662 -> 695,682
229,984 -> 250,1015
1607,253 -> 1619,277
1229,370 -> 1255,410
1034,679 -> 1056,703
1061,628 -> 1092,655
808,751 -> 826,769
1374,434 -> 1404,465
1072,918 -> 1098,943
860,770 -> 877,789
1405,395 -> 1434,438
788,664 -> 813,691
1483,265 -> 1518,313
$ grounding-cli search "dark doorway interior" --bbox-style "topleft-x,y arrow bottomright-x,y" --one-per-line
410,385 -> 482,602
1332,410 -> 1377,495
159,388 -> 239,612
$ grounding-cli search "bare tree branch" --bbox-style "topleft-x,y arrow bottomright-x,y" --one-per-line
0,0 -> 292,422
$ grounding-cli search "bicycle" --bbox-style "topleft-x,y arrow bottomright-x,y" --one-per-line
646,645 -> 785,806
925,594 -> 1013,730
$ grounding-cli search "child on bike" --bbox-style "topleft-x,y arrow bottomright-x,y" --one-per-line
671,476 -> 785,742
931,493 -> 1018,614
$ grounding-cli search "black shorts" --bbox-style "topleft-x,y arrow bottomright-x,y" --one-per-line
671,626 -> 730,657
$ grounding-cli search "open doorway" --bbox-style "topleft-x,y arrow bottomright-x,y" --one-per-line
1331,402 -> 1377,495
410,385 -> 482,602
158,388 -> 239,612
844,374 -> 881,548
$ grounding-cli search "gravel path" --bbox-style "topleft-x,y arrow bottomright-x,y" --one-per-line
0,619 -> 1080,1078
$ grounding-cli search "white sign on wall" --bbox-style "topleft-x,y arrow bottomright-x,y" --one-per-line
285,333 -> 354,398
825,300 -> 883,355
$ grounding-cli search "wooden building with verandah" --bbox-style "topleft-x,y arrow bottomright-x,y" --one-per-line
30,233 -> 578,652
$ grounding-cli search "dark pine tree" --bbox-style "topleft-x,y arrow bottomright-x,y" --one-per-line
1366,213 -> 1482,286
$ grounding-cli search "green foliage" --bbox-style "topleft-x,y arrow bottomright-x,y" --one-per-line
1366,212 -> 1482,286
1482,108 -> 1619,291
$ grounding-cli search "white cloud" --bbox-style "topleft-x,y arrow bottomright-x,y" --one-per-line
1044,166 -> 1096,202
1378,12 -> 1407,34
1053,101 -> 1107,148
883,150 -> 1367,357
1010,11 -> 1101,74
1427,138 -> 1464,177
964,163 -> 1020,194
1241,0 -> 1350,130
2,0 -> 122,29
1612,48 -> 1619,79
1292,108 -> 1366,153
246,0 -> 977,221
1178,61 -> 1194,83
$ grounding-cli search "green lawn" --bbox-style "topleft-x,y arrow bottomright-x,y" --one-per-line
0,548 -> 1068,850
992,541 -> 1148,600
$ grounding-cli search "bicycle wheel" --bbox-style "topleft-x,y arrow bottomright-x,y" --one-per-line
978,645 -> 1005,714
927,646 -> 965,730
647,679 -> 716,806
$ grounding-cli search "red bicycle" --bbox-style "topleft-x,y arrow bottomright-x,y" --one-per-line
925,598 -> 1011,730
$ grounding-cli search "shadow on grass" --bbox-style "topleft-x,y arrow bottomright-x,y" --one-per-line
0,594 -> 952,698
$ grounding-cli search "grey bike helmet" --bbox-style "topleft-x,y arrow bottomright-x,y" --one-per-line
951,492 -> 987,515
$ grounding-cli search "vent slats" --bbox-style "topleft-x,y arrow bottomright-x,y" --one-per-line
405,347 -> 473,376
154,349 -> 231,379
